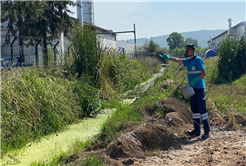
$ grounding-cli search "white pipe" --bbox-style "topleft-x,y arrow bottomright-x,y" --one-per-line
228,18 -> 232,29
228,18 -> 232,35
76,1 -> 83,26
60,31 -> 64,54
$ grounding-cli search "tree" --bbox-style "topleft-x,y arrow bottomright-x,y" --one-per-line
143,39 -> 160,53
1,1 -> 75,65
166,32 -> 185,51
185,38 -> 198,48
1,1 -> 44,63
30,1 -> 75,65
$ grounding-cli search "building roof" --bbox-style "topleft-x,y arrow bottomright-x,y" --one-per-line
207,21 -> 245,43
83,22 -> 116,35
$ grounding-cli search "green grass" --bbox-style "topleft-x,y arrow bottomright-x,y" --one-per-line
77,155 -> 105,166
99,101 -> 142,142
233,74 -> 246,87
1,67 -> 80,156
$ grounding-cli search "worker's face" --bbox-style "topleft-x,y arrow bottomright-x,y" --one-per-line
185,47 -> 194,57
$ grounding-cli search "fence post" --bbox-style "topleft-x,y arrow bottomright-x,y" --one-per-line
68,44 -> 72,56
10,36 -> 17,64
54,41 -> 59,61
35,39 -> 41,65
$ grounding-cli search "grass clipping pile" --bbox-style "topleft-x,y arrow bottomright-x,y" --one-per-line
106,98 -> 193,159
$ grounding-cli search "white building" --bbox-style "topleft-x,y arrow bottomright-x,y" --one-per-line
208,19 -> 246,49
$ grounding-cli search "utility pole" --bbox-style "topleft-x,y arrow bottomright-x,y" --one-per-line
134,24 -> 137,58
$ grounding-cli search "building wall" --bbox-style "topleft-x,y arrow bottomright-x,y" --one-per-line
116,40 -> 135,58
116,40 -> 135,51
208,22 -> 245,49
99,38 -> 117,50
234,24 -> 245,39
213,33 -> 228,48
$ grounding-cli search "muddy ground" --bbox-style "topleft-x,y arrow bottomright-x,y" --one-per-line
66,98 -> 246,166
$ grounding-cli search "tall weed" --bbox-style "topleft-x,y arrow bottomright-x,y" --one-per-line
217,35 -> 246,83
1,68 -> 79,156
101,54 -> 152,93
69,23 -> 103,86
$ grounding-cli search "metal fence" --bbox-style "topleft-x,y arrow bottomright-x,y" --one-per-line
1,35 -> 64,68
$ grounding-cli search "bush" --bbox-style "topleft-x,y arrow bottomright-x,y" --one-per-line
141,57 -> 161,74
236,36 -> 246,74
171,47 -> 185,57
73,79 -> 102,118
217,36 -> 246,83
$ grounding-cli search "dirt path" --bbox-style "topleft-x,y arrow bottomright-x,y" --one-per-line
133,124 -> 246,166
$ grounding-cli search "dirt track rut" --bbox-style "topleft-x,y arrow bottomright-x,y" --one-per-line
133,124 -> 246,166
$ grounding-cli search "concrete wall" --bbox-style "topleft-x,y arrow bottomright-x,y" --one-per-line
99,38 -> 117,50
116,40 -> 135,51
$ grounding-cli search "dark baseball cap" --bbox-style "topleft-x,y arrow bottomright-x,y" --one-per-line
186,44 -> 195,50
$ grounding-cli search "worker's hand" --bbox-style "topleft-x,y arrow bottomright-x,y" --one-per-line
190,76 -> 200,87
159,53 -> 172,60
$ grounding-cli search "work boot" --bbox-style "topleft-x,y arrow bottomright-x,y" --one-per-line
186,130 -> 200,137
202,132 -> 209,140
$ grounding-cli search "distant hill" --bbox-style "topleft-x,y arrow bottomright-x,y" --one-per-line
126,29 -> 226,48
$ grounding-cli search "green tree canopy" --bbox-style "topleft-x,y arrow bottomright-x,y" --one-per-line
1,1 -> 76,65
143,39 -> 160,53
166,32 -> 185,50
185,37 -> 198,48
29,1 -> 76,65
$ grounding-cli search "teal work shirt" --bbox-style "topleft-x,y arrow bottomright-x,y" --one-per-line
182,56 -> 206,89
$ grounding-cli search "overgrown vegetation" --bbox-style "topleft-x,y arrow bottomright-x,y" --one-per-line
63,37 -> 245,165
217,35 -> 246,83
27,51 -> 246,166
1,24 -> 161,157
157,57 -> 246,115
137,39 -> 169,64
1,68 -> 79,156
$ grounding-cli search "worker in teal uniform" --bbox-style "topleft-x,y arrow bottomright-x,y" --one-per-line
159,44 -> 210,140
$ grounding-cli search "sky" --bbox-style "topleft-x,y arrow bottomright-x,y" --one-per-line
69,1 -> 246,41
